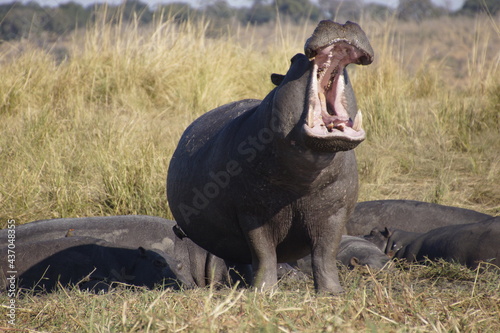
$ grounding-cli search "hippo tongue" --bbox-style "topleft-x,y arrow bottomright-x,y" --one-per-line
318,87 -> 357,133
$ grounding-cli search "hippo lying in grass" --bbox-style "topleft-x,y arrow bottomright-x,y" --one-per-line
294,235 -> 390,275
2,215 -> 391,291
0,215 -> 249,288
0,236 -> 182,293
167,20 -> 374,294
336,235 -> 390,269
347,200 -> 491,236
364,216 -> 500,269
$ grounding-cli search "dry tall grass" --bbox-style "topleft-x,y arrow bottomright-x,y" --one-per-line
1,14 -> 498,224
354,15 -> 499,209
0,13 -> 499,332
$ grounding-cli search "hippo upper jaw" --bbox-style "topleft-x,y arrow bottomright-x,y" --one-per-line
301,22 -> 373,153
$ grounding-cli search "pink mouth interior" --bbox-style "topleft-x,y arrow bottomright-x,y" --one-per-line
306,41 -> 365,139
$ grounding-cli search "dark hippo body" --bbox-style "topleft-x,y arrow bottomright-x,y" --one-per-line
295,235 -> 390,274
366,216 -> 500,269
347,200 -> 491,236
0,236 -> 181,293
0,216 -> 247,288
167,21 -> 374,293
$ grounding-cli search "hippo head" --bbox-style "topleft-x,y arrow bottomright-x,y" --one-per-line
272,21 -> 373,153
364,227 -> 417,258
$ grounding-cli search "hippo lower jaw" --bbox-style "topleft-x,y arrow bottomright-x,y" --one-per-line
303,41 -> 367,152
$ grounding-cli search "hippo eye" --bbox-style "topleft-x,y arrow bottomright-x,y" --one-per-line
154,259 -> 167,268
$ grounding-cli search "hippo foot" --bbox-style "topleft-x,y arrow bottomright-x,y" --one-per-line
314,282 -> 344,295
311,258 -> 344,294
252,271 -> 278,292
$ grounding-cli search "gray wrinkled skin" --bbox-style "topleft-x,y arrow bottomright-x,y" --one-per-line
295,235 -> 390,274
394,216 -> 500,269
346,200 -> 491,236
0,216 -> 244,289
167,21 -> 373,293
0,236 -> 179,293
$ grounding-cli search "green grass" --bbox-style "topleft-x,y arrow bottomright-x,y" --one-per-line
0,13 -> 499,332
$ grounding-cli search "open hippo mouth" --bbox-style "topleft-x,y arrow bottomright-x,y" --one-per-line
302,22 -> 373,152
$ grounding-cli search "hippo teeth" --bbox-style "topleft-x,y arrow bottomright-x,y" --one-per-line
325,118 -> 349,132
327,123 -> 344,132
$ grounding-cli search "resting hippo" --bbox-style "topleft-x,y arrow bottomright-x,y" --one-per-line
295,235 -> 390,274
347,200 -> 491,235
167,20 -> 374,293
0,236 -> 182,293
0,216 -> 248,288
365,216 -> 500,269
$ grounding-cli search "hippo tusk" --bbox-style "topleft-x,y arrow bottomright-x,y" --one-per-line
308,104 -> 315,128
307,63 -> 320,128
352,110 -> 363,131
318,92 -> 327,112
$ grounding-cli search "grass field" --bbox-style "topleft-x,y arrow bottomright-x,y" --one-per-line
0,13 -> 499,331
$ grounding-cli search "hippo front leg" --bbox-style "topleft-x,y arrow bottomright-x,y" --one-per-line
310,215 -> 346,294
239,215 -> 278,291
311,242 -> 342,293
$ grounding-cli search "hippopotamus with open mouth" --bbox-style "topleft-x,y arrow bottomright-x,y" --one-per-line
167,20 -> 374,293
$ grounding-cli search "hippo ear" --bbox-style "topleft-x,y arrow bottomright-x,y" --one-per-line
350,257 -> 360,267
290,53 -> 304,64
271,73 -> 285,86
369,228 -> 379,236
381,227 -> 392,238
138,247 -> 147,257
173,224 -> 187,240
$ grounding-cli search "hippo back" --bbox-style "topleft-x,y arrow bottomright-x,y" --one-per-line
0,215 -> 176,251
396,216 -> 500,268
347,200 -> 491,236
